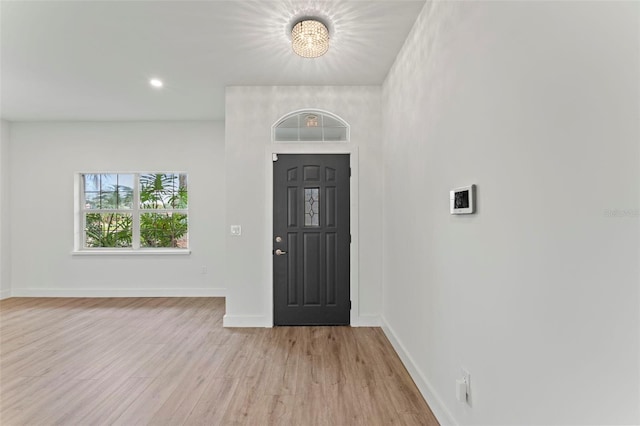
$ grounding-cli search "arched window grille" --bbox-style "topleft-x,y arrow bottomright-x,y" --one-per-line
272,110 -> 350,142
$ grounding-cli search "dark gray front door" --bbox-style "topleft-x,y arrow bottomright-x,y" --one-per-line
273,154 -> 350,325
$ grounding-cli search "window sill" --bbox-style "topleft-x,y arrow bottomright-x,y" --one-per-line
72,249 -> 191,256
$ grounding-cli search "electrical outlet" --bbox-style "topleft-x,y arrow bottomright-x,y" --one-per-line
456,368 -> 471,403
201,266 -> 208,274
456,379 -> 467,403
461,368 -> 471,398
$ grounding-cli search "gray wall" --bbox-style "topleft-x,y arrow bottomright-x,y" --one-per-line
381,1 -> 639,424
224,86 -> 383,326
0,120 -> 10,298
9,121 -> 226,296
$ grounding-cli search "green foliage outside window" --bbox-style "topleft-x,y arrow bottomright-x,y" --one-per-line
86,213 -> 132,247
140,173 -> 188,209
140,213 -> 188,248
83,173 -> 188,249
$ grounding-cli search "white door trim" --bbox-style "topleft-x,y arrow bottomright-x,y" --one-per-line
265,144 -> 360,327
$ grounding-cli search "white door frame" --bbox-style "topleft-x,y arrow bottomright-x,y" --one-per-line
265,144 -> 360,326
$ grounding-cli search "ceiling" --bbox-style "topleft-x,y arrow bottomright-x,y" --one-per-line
0,0 -> 425,121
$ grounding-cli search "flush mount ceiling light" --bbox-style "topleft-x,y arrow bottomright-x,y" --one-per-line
291,19 -> 329,58
306,114 -> 319,127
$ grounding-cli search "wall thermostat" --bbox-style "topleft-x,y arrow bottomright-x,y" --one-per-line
450,184 -> 476,214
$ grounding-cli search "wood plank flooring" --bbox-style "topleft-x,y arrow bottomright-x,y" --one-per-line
0,297 -> 438,425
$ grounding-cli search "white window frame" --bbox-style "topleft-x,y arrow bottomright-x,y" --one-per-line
271,109 -> 350,143
73,172 -> 190,255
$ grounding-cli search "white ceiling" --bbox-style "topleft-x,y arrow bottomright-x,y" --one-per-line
1,0 -> 425,121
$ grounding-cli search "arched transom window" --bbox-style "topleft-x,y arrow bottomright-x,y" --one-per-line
272,110 -> 349,142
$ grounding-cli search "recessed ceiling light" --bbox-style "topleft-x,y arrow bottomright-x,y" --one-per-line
149,78 -> 163,88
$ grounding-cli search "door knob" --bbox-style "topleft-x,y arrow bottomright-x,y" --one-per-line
275,249 -> 287,256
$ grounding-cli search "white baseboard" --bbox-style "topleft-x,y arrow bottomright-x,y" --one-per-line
223,314 -> 271,328
354,315 -> 381,327
10,288 -> 226,298
381,316 -> 456,426
0,289 -> 11,300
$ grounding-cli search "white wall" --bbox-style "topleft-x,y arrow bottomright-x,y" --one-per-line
382,1 -> 639,425
0,120 -> 10,299
9,121 -> 226,297
225,86 -> 382,326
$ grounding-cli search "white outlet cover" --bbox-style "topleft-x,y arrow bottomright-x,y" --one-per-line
456,379 -> 467,403
461,368 -> 471,393
230,225 -> 242,236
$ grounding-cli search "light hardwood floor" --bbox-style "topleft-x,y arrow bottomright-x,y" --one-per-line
0,297 -> 438,425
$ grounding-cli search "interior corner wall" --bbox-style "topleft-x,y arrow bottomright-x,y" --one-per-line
9,121 -> 226,297
224,86 -> 382,326
381,1 -> 639,425
0,119 -> 11,299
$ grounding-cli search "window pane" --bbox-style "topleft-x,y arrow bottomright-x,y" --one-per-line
279,115 -> 299,128
116,174 -> 134,209
304,188 -> 320,227
117,174 -> 134,189
275,127 -> 299,141
84,174 -> 100,192
321,115 -> 343,127
140,173 -> 167,208
299,126 -> 323,141
83,174 -> 134,209
117,186 -> 133,209
140,173 -> 187,209
99,191 -> 118,209
80,173 -> 188,250
273,111 -> 348,142
323,127 -> 348,141
101,174 -> 117,190
140,213 -> 188,248
173,173 -> 188,208
84,192 -> 101,209
85,213 -> 132,248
